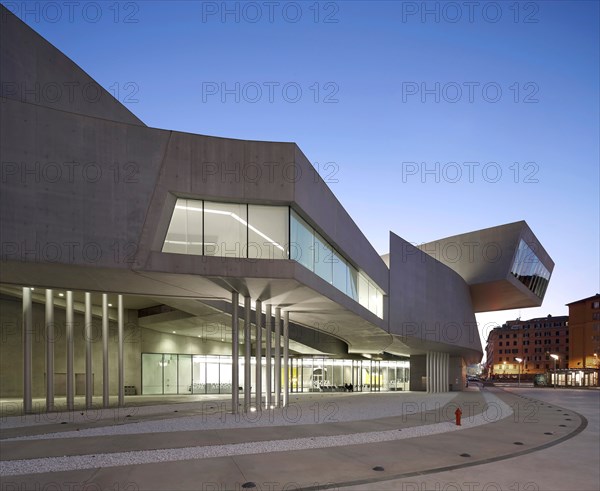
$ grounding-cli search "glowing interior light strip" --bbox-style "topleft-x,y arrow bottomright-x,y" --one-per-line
176,204 -> 286,252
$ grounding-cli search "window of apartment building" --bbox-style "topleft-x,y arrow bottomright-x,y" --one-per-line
592,301 -> 599,309
499,350 -> 503,354
536,364 -> 540,369
513,334 -> 517,338
524,348 -> 529,353
593,312 -> 600,320
499,342 -> 503,346
513,341 -> 517,346
499,334 -> 503,339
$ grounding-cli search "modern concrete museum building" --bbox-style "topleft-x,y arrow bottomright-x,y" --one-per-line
0,7 -> 555,413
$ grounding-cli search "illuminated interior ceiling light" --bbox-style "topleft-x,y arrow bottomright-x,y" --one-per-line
173,203 -> 286,252
59,293 -> 64,297
164,240 -> 204,245
204,207 -> 286,252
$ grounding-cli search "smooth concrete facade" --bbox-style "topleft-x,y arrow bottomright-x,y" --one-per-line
0,7 -> 554,409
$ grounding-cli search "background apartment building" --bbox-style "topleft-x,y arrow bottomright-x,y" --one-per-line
567,293 -> 600,369
485,315 -> 569,379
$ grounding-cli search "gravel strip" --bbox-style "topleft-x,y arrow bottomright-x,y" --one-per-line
4,393 -> 458,440
0,392 -> 511,477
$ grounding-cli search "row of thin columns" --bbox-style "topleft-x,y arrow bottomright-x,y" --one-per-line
22,287 -> 125,414
231,293 -> 290,414
426,351 -> 449,393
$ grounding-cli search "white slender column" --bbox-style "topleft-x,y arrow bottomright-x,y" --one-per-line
274,307 -> 282,407
45,289 -> 54,412
255,300 -> 262,411
432,352 -> 438,393
444,353 -> 449,392
244,296 -> 251,412
102,294 -> 109,408
22,287 -> 32,414
85,292 -> 93,409
118,294 -> 124,407
437,353 -> 441,393
231,292 -> 239,414
66,291 -> 74,411
438,353 -> 442,392
283,311 -> 289,407
265,304 -> 272,408
425,351 -> 431,392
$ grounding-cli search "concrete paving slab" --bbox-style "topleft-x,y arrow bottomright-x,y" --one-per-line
0,388 -> 595,491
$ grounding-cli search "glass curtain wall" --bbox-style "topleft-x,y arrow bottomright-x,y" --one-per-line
143,353 -> 409,395
290,210 -> 384,318
510,239 -> 551,298
162,199 -> 385,318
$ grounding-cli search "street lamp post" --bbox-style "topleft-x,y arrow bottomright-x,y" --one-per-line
515,358 -> 523,387
550,354 -> 559,389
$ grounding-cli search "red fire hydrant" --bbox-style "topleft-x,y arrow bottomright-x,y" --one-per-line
455,407 -> 462,426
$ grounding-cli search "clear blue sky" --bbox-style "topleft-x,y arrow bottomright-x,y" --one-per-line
7,0 -> 599,350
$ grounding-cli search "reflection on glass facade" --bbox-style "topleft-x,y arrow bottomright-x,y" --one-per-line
163,199 -> 288,260
511,239 -> 550,298
162,199 -> 385,318
290,210 -> 384,318
142,352 -> 409,395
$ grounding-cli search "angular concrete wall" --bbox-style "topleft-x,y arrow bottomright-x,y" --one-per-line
0,5 -> 143,125
388,232 -> 482,364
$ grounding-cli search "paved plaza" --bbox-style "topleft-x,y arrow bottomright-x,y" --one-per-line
1,386 -> 598,490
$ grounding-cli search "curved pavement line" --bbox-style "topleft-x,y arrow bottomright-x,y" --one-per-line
0,392 -> 510,476
299,393 -> 589,491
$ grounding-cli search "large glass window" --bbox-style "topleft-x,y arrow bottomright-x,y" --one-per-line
206,356 -> 221,394
144,353 -> 408,395
332,250 -> 347,293
358,273 -> 369,307
142,353 -> 163,395
178,355 -> 192,394
162,199 -> 385,318
162,199 -> 203,254
192,355 -> 206,394
248,205 -> 289,260
163,354 -> 178,394
290,210 -> 314,271
511,240 -> 550,298
204,201 -> 247,258
314,232 -> 333,284
347,267 -> 358,301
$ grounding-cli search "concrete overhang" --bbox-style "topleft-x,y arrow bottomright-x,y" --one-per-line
0,256 -> 392,355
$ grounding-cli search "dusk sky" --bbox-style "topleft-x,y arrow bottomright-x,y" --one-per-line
6,0 -> 599,354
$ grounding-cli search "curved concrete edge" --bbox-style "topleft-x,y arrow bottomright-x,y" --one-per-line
300,391 -> 588,491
